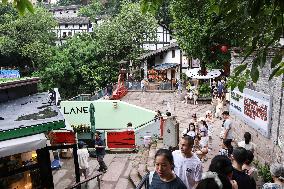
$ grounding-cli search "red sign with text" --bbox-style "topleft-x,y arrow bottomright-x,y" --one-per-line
107,131 -> 135,149
49,132 -> 76,144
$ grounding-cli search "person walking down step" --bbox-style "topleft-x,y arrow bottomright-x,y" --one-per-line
147,149 -> 187,189
172,135 -> 203,189
94,131 -> 107,173
231,147 -> 256,189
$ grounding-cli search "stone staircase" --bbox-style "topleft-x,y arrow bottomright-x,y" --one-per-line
128,140 -> 164,188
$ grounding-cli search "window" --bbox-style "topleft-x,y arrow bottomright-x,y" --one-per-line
89,23 -> 92,28
62,32 -> 67,38
172,50 -> 175,58
74,10 -> 76,13
68,31 -> 72,36
65,24 -> 68,28
79,24 -> 82,28
66,11 -> 69,13
60,11 -> 62,14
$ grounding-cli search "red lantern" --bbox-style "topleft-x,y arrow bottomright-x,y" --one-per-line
220,45 -> 228,54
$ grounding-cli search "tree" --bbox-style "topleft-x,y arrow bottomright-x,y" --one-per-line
0,4 -> 57,74
141,0 -> 284,90
1,0 -> 34,15
37,2 -> 157,98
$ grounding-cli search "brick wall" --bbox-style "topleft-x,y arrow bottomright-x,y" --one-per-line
230,52 -> 284,164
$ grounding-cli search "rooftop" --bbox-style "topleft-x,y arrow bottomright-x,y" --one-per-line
55,16 -> 90,24
0,92 -> 64,132
137,43 -> 178,60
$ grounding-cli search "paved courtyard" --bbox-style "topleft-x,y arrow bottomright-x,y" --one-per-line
122,91 -> 226,170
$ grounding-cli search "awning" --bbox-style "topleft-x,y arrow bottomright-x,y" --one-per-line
0,134 -> 47,158
154,63 -> 179,71
185,68 -> 222,79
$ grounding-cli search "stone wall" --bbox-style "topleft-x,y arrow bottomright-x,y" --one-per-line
230,52 -> 284,164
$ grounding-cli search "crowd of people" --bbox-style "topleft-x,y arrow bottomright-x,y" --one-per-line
144,110 -> 284,189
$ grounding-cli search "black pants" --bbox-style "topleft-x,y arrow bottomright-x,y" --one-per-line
97,155 -> 107,170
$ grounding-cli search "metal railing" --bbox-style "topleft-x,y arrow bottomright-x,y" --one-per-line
125,81 -> 173,91
68,80 -> 174,101
66,172 -> 103,189
136,173 -> 150,189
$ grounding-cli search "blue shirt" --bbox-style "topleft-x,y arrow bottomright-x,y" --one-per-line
94,138 -> 106,156
149,172 -> 187,189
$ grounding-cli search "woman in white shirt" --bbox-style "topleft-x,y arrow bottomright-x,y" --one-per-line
238,132 -> 255,153
182,123 -> 196,138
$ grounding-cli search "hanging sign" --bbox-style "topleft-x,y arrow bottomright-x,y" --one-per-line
106,131 -> 135,149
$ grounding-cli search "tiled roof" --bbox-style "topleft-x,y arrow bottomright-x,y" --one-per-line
0,92 -> 64,132
55,17 -> 90,24
137,43 -> 178,60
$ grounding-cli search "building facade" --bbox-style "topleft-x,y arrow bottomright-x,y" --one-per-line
142,24 -> 175,51
53,16 -> 91,45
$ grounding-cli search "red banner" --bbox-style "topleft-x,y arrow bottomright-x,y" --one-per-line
107,131 -> 135,149
49,132 -> 76,144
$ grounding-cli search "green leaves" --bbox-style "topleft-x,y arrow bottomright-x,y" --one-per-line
208,4 -> 220,15
234,63 -> 248,76
271,51 -> 283,68
13,0 -> 34,15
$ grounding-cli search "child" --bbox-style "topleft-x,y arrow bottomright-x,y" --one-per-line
219,139 -> 233,158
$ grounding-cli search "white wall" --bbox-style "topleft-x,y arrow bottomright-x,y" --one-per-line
143,25 -> 171,51
54,24 -> 89,39
154,48 -> 181,65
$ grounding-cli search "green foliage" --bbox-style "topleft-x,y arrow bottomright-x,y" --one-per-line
36,2 -> 157,98
79,0 -> 103,21
1,0 -> 34,15
0,4 -> 56,74
56,0 -> 81,6
141,0 -> 284,90
254,161 -> 273,183
198,83 -> 211,97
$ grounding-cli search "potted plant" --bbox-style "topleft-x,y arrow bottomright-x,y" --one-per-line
198,83 -> 211,98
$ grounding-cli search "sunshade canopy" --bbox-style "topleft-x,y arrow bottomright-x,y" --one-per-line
185,68 -> 222,79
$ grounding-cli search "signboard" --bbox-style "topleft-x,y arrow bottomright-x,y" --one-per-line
0,70 -> 20,78
106,131 -> 135,149
60,101 -> 156,130
230,88 -> 272,137
49,132 -> 76,144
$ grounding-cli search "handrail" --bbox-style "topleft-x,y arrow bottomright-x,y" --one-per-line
134,116 -> 160,130
66,172 -> 103,189
136,173 -> 150,189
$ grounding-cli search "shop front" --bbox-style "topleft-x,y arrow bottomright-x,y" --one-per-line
147,63 -> 179,90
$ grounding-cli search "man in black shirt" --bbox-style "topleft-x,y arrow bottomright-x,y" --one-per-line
94,131 -> 107,172
232,147 -> 256,189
